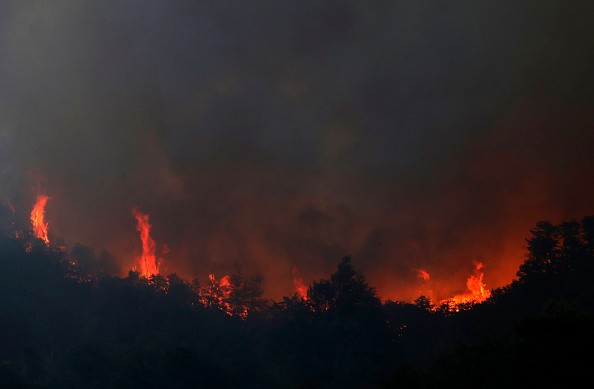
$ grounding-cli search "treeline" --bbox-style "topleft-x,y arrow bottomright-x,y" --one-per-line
0,209 -> 593,388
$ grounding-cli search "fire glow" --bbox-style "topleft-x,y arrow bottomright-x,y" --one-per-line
132,207 -> 160,278
292,265 -> 308,300
417,269 -> 431,281
207,273 -> 233,315
30,194 -> 50,244
448,262 -> 491,305
202,274 -> 251,318
22,193 -> 495,314
415,263 -> 491,309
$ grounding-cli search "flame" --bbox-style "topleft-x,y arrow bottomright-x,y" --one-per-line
442,262 -> 491,308
417,269 -> 431,281
203,274 -> 251,318
207,273 -> 234,316
30,194 -> 50,244
219,274 -> 231,289
132,207 -> 160,278
292,265 -> 308,300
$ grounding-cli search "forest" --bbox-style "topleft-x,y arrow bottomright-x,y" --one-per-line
1,203 -> 593,388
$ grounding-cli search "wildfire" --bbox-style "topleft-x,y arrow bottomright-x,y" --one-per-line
417,269 -> 431,281
292,265 -> 308,300
206,273 -> 234,316
30,194 -> 50,244
132,207 -> 160,278
20,193 -> 492,316
441,262 -> 491,308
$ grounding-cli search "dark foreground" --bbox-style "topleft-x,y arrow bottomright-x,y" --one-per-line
1,210 -> 593,388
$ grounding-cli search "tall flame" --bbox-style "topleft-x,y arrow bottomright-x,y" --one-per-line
132,207 -> 159,278
447,262 -> 491,306
30,195 -> 50,244
292,265 -> 308,300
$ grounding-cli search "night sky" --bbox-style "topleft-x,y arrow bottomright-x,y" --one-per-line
1,1 -> 593,301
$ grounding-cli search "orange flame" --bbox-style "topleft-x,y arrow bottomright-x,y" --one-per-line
208,273 -> 234,316
219,274 -> 231,289
132,207 -> 160,278
30,195 -> 50,244
203,274 -> 251,318
292,265 -> 308,300
444,262 -> 491,307
417,269 -> 431,281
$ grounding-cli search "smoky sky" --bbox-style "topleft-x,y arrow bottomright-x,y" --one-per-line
1,1 -> 593,301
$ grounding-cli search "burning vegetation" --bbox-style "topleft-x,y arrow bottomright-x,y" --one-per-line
202,273 -> 234,315
14,189 -> 508,323
132,207 -> 160,278
30,194 -> 50,245
413,262 -> 492,312
292,265 -> 308,300
19,193 -> 499,316
448,262 -> 491,305
2,200 -> 594,386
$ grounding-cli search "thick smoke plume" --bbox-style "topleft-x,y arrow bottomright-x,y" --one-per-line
1,1 -> 593,301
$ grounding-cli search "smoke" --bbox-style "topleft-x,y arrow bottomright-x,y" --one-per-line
1,1 -> 593,300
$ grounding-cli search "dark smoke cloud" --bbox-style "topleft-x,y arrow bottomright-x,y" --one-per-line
1,1 -> 593,300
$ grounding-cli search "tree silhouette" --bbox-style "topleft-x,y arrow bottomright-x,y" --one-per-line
0,216 -> 594,387
517,221 -> 559,280
308,256 -> 381,314
414,295 -> 433,311
227,273 -> 268,317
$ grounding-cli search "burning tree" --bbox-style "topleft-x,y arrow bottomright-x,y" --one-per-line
201,273 -> 267,318
30,195 -> 50,245
132,207 -> 160,278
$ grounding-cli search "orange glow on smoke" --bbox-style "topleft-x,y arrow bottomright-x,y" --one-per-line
417,269 -> 431,281
132,207 -> 160,278
30,194 -> 50,244
292,265 -> 308,300
442,262 -> 491,307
